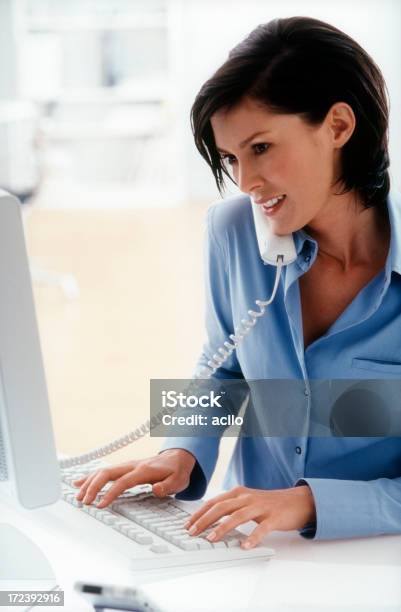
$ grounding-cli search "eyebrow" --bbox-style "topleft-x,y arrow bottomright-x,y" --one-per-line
216,130 -> 271,153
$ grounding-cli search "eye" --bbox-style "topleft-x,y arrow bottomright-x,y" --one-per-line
252,143 -> 270,154
219,143 -> 270,171
220,153 -> 237,166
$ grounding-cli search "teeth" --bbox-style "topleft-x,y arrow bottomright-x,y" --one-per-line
264,194 -> 285,208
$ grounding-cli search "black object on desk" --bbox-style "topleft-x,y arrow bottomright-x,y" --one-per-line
75,581 -> 161,612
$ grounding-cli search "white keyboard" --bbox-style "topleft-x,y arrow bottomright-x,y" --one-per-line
60,461 -> 275,572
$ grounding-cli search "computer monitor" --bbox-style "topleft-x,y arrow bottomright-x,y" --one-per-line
0,189 -> 60,510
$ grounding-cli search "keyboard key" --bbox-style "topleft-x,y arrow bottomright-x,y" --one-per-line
139,514 -> 170,525
192,538 -> 213,550
119,524 -> 138,536
147,501 -> 170,509
164,529 -> 189,537
101,515 -> 117,525
111,501 -> 129,510
132,533 -> 153,545
150,544 -> 170,554
133,510 -> 156,517
169,534 -> 193,546
162,529 -> 188,540
169,507 -> 184,515
154,521 -> 187,535
225,539 -> 241,547
119,509 -> 154,522
212,541 -> 227,549
171,509 -> 190,518
112,520 -> 131,531
177,540 -> 200,551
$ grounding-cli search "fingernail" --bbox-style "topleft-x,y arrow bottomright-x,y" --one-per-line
184,521 -> 190,529
188,525 -> 197,535
83,497 -> 89,505
206,532 -> 216,542
242,540 -> 252,549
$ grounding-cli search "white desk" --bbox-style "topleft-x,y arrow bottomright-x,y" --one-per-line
2,495 -> 401,612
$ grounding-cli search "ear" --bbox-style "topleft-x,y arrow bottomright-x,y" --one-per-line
326,102 -> 356,149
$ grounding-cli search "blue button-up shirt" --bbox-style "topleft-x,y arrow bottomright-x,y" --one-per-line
162,190 -> 401,540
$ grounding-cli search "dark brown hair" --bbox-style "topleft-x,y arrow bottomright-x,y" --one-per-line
191,16 -> 390,209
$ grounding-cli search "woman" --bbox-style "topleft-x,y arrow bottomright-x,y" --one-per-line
74,16 -> 401,548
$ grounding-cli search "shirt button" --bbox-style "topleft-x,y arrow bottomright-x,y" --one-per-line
295,446 -> 302,455
304,255 -> 311,263
304,388 -> 309,396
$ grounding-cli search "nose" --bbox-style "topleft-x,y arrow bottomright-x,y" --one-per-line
236,159 -> 264,197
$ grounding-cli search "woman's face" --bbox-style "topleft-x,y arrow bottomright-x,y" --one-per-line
210,97 -> 355,236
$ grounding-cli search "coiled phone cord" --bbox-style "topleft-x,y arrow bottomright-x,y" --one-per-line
59,256 -> 284,468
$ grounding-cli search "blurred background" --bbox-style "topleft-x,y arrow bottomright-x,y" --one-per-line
1,0 -> 400,486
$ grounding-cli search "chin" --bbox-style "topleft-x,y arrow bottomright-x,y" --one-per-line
270,214 -> 306,236
270,223 -> 297,237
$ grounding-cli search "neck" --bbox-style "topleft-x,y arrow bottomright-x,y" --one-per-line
304,192 -> 390,272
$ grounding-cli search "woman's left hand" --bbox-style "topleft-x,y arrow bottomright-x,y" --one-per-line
184,484 -> 316,549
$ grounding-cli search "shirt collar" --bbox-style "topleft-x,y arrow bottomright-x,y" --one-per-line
292,190 -> 401,276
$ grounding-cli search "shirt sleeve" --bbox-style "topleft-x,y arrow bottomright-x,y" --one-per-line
161,205 -> 248,500
294,475 -> 401,540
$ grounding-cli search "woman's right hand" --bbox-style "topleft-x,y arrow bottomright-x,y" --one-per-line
72,448 -> 196,508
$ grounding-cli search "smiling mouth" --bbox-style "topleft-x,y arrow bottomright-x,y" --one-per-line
261,194 -> 286,212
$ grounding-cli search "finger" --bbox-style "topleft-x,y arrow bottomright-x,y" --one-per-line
152,474 -> 182,498
202,507 -> 253,542
203,507 -> 257,542
241,519 -> 272,549
97,466 -> 160,507
81,465 -> 134,505
79,462 -> 136,487
185,490 -> 240,528
72,473 -> 92,489
72,475 -> 89,486
188,498 -> 244,536
75,472 -> 98,501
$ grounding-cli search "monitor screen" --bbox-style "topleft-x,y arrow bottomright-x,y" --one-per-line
0,190 -> 60,509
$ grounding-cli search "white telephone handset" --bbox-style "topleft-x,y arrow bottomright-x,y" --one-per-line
60,200 -> 298,468
251,199 -> 297,265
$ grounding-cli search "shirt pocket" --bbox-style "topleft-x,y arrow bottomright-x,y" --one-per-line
352,357 -> 401,377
